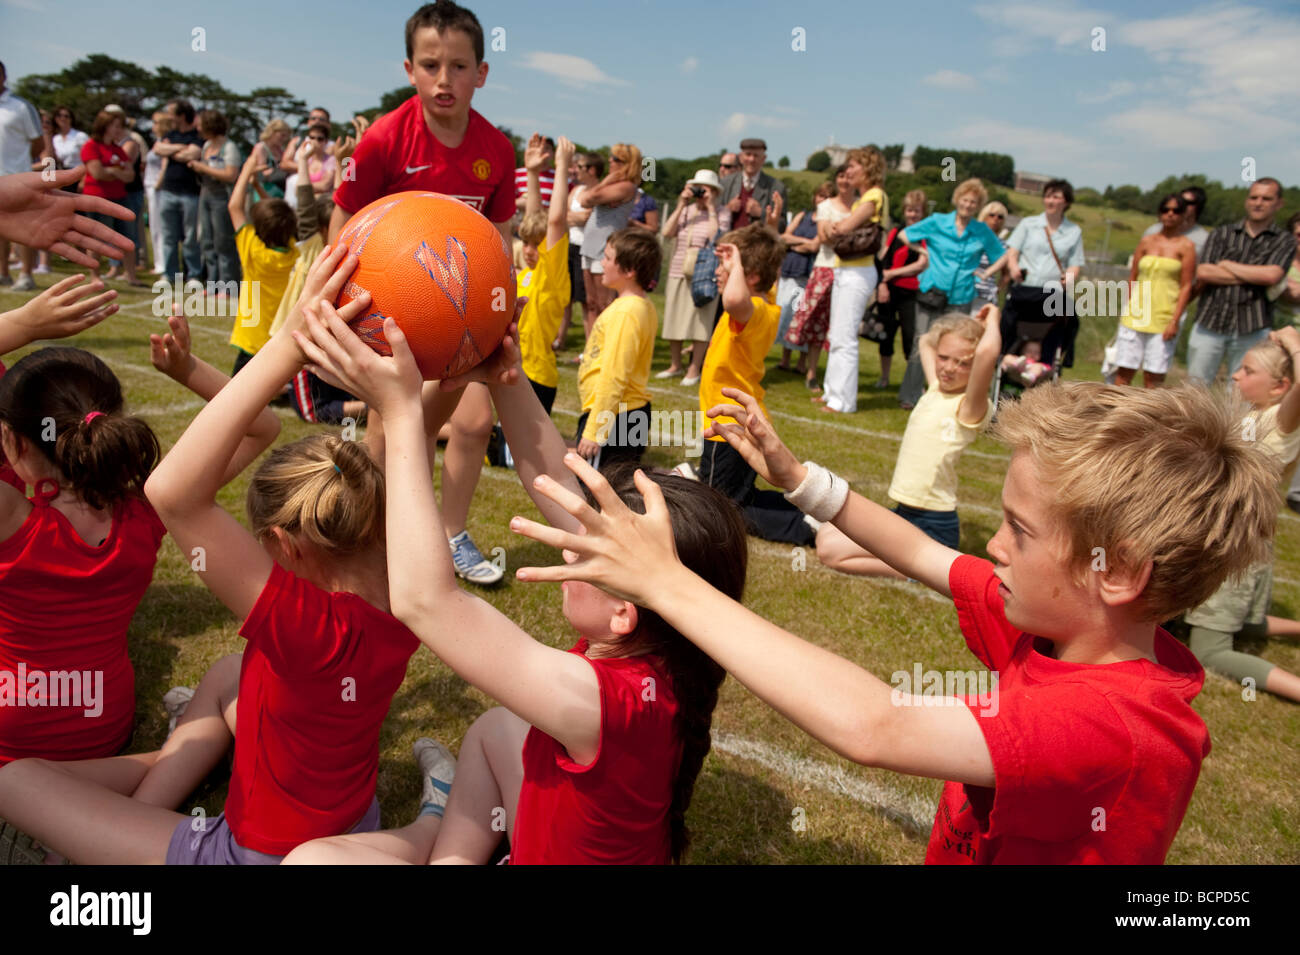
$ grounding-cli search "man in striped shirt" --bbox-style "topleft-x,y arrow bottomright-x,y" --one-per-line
1186,177 -> 1296,384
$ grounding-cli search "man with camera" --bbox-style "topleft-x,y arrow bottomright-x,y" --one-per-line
718,138 -> 786,230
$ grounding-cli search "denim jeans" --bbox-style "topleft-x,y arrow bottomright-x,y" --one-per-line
198,191 -> 241,285
1186,322 -> 1269,385
158,189 -> 202,282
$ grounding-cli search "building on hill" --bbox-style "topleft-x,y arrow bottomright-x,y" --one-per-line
1015,170 -> 1053,194
823,137 -> 914,172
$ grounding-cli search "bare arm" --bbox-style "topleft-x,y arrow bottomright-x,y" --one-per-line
547,139 -> 574,249
1219,261 -> 1286,286
1197,262 -> 1242,286
579,176 -> 636,208
956,306 -> 1002,425
717,243 -> 753,325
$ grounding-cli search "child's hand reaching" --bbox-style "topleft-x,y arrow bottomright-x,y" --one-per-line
523,133 -> 548,173
512,454 -> 682,605
280,242 -> 369,336
704,388 -> 807,491
554,136 -> 575,167
293,301 -> 422,420
1,273 -> 118,351
149,307 -> 196,384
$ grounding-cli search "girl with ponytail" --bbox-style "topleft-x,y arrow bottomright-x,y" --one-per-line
284,303 -> 746,866
0,275 -> 276,768
0,245 -> 423,864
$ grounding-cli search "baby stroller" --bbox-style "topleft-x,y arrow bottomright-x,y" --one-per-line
991,308 -> 1074,408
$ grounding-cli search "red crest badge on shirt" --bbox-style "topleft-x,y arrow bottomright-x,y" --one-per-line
472,159 -> 491,181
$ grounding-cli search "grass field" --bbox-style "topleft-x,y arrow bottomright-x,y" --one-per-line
2,263 -> 1298,865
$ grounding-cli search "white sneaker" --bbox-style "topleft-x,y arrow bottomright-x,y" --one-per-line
681,375 -> 701,387
448,531 -> 504,585
414,738 -> 457,818
163,686 -> 195,736
32,265 -> 51,275
12,274 -> 35,292
654,367 -> 685,379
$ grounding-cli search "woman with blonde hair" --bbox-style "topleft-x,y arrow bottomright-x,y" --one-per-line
818,146 -> 889,414
894,178 -> 1004,408
872,189 -> 931,387
251,118 -> 292,198
579,143 -> 641,322
970,200 -> 1009,314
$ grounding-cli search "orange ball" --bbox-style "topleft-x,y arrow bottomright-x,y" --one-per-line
334,191 -> 516,380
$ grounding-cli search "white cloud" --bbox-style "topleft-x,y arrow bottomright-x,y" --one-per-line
721,112 -> 797,136
1077,80 -> 1136,105
973,1 -> 1105,54
923,69 -> 976,90
680,56 -> 699,75
519,52 -> 628,88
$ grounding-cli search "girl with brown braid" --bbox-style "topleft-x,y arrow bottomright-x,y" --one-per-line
284,304 -> 748,865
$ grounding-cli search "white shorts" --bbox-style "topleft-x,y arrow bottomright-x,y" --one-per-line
1115,323 -> 1176,374
582,254 -> 604,275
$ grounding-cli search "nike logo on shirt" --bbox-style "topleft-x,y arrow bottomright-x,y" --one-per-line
406,164 -> 432,174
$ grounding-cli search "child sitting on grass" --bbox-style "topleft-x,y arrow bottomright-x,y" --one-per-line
282,307 -> 746,864
818,309 -> 1000,577
576,228 -> 661,467
227,149 -> 298,376
509,381 -> 1277,863
694,223 -> 814,546
1181,327 -> 1300,702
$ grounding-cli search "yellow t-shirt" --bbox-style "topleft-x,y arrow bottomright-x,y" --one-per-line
888,381 -> 993,511
517,234 -> 570,389
700,295 -> 780,440
229,225 -> 298,355
835,186 -> 889,268
1254,403 -> 1300,491
578,294 -> 657,442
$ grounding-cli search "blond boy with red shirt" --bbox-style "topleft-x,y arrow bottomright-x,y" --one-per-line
513,382 -> 1278,864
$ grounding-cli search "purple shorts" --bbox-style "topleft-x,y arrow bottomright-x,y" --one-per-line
165,797 -> 382,865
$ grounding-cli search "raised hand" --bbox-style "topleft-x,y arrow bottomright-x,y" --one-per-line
511,455 -> 681,606
279,242 -> 367,334
554,136 -> 575,167
523,133 -> 547,173
0,273 -> 118,351
148,307 -> 196,383
703,388 -> 806,490
293,302 -> 422,418
0,169 -> 135,266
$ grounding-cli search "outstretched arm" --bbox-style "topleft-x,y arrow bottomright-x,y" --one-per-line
293,306 -> 603,764
0,168 -> 134,266
148,309 -> 281,484
145,245 -> 368,621
956,305 -> 1002,425
547,137 -> 574,249
511,455 -> 994,785
0,274 -> 118,355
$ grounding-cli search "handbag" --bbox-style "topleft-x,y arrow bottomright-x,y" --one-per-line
832,222 -> 882,259
859,304 -> 890,343
690,237 -> 720,307
916,288 -> 948,312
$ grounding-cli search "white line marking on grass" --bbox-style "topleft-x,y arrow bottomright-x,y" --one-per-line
710,731 -> 935,836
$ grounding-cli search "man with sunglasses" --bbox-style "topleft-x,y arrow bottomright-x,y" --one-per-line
1144,185 -> 1209,259
718,153 -> 739,180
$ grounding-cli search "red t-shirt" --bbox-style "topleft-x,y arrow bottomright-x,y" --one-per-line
884,227 -> 924,292
925,555 -> 1211,865
333,96 -> 515,223
223,563 -> 419,855
511,640 -> 680,864
0,362 -> 19,493
0,486 -> 165,766
80,139 -> 129,200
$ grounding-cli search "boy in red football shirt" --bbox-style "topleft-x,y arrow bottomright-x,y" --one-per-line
331,0 -> 516,585
510,382 -> 1279,864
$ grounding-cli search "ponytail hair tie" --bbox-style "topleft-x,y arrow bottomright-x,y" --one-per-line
333,464 -> 342,474
83,411 -> 105,424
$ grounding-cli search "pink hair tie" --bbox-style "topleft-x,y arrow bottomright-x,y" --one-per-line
83,411 -> 105,424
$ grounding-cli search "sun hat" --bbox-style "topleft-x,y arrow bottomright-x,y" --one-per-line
685,169 -> 722,191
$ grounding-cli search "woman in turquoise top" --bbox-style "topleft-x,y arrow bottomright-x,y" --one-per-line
895,178 -> 1003,408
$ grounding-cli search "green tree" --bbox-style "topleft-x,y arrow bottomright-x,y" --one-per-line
246,86 -> 307,131
778,155 -> 790,169
807,150 -> 831,172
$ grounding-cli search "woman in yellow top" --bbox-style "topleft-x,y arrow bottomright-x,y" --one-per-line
817,147 -> 889,414
1113,192 -> 1195,388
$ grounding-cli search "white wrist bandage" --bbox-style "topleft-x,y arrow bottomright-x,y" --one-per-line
783,461 -> 849,523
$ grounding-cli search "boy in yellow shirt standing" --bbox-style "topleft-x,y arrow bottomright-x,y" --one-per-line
576,229 -> 661,468
227,150 -> 298,375
517,132 -> 574,414
695,223 -> 815,545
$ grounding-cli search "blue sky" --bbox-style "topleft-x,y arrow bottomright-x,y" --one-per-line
3,0 -> 1297,190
